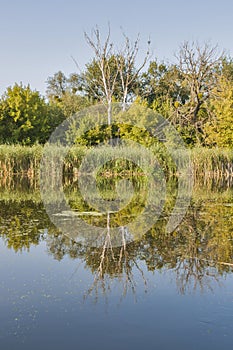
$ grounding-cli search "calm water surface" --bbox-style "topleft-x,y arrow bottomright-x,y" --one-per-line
0,177 -> 233,350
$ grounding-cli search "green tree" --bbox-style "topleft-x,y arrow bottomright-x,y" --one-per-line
46,71 -> 89,117
218,56 -> 233,82
140,60 -> 189,120
141,61 -> 186,106
205,77 -> 233,147
58,92 -> 91,118
46,71 -> 68,101
0,83 -> 64,144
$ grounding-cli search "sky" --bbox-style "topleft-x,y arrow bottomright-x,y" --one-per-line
0,0 -> 233,96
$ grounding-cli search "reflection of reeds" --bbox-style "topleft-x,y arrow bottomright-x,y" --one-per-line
0,170 -> 232,205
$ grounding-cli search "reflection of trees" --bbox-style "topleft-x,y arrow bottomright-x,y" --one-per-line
146,200 -> 233,294
44,195 -> 233,297
0,201 -> 56,252
0,178 -> 233,298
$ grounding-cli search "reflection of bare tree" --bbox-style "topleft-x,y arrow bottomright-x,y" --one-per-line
44,213 -> 148,301
175,258 -> 220,294
84,217 -> 147,301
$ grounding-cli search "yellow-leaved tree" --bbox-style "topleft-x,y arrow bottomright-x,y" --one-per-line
205,77 -> 233,147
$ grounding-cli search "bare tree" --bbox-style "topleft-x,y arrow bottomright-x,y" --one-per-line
84,25 -> 119,125
176,41 -> 223,136
84,25 -> 151,123
117,33 -> 151,111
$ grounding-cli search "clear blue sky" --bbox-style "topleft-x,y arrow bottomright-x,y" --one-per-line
0,0 -> 233,96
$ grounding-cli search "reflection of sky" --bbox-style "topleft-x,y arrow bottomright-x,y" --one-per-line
1,238 -> 233,349
0,0 -> 233,95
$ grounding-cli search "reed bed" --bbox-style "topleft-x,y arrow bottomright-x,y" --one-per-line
0,144 -> 43,176
190,147 -> 233,179
0,144 -> 232,178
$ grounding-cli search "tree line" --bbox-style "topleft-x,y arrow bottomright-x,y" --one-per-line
0,27 -> 233,147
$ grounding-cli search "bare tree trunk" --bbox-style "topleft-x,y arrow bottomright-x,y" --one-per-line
107,99 -> 112,125
84,26 -> 118,128
122,89 -> 128,111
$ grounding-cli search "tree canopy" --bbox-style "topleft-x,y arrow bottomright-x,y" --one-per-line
0,84 -> 64,144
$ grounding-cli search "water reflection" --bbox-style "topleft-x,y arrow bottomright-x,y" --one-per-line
0,175 -> 233,299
